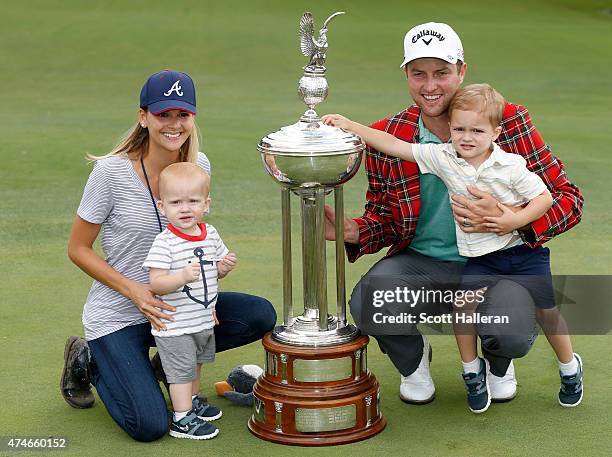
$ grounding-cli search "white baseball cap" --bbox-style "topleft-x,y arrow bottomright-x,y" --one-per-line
400,22 -> 464,68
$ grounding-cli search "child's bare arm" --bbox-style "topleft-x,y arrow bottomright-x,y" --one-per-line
321,114 -> 416,162
483,190 -> 554,236
149,263 -> 200,295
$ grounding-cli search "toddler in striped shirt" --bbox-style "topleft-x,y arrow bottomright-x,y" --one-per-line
143,162 -> 237,439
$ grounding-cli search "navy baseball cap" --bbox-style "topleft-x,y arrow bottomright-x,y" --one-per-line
140,70 -> 197,115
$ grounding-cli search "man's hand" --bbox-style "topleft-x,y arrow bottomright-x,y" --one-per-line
324,204 -> 359,244
483,203 -> 523,236
452,186 -> 527,233
451,186 -> 504,233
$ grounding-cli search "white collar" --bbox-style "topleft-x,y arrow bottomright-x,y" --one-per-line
442,142 -> 513,168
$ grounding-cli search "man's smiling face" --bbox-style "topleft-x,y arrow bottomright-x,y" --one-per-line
405,58 -> 466,119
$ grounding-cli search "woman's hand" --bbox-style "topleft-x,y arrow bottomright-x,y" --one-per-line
68,216 -> 176,331
127,281 -> 176,331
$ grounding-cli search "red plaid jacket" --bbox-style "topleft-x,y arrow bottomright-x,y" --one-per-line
346,103 -> 583,263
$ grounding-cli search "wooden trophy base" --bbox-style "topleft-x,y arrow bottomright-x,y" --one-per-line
248,332 -> 386,446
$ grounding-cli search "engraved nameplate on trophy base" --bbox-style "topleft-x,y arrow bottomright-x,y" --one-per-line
293,357 -> 352,383
295,405 -> 356,432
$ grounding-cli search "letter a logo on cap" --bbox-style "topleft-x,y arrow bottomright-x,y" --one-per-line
164,80 -> 183,97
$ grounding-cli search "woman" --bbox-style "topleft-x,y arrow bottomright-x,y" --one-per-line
61,70 -> 276,442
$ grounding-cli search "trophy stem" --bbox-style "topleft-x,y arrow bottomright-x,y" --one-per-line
334,186 -> 347,326
300,195 -> 317,317
281,188 -> 293,327
314,187 -> 328,330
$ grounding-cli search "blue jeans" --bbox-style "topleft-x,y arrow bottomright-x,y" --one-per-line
88,292 -> 276,442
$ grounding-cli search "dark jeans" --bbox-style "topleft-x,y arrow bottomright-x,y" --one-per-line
349,249 -> 538,378
88,292 -> 276,442
462,245 -> 555,309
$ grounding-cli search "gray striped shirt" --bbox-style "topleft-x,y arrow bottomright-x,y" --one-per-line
143,223 -> 228,337
77,153 -> 211,341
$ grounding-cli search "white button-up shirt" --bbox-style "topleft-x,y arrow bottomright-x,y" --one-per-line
412,143 -> 548,257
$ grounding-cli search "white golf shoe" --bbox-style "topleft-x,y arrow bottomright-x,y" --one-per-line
488,360 -> 517,402
399,336 -> 435,404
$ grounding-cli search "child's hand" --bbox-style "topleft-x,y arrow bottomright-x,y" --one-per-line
212,308 -> 219,326
218,253 -> 237,277
321,114 -> 354,131
181,262 -> 201,283
483,203 -> 522,236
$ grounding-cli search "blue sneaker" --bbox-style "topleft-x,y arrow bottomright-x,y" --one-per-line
193,395 -> 222,421
462,358 -> 491,413
559,353 -> 583,407
169,409 -> 219,440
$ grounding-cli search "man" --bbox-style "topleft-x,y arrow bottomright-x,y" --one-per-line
325,22 -> 582,404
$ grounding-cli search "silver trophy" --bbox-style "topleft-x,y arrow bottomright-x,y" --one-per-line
258,10 -> 362,346
251,12 -> 385,446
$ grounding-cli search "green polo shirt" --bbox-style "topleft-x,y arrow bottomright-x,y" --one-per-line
408,117 -> 466,262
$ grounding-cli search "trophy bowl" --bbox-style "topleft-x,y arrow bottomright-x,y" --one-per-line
258,121 -> 364,190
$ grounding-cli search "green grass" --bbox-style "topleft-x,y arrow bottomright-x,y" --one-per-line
1,1 -> 611,456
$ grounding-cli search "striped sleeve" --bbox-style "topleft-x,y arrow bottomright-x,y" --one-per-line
143,234 -> 172,270
215,235 -> 229,259
77,161 -> 113,224
207,225 -> 229,258
197,152 -> 211,175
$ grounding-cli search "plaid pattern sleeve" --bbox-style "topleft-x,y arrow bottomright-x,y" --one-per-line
346,107 -> 422,262
497,102 -> 583,247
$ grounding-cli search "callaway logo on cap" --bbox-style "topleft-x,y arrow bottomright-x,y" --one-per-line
140,70 -> 197,115
400,22 -> 464,68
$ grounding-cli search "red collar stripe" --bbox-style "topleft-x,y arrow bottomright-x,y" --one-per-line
167,223 -> 207,241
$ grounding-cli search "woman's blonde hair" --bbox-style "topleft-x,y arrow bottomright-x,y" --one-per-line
87,111 -> 200,163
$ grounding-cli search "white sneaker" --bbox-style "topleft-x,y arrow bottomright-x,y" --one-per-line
488,360 -> 517,402
399,336 -> 435,404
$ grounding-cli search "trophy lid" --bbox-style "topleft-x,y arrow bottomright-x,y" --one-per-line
257,110 -> 364,157
258,11 -> 363,158
258,11 -> 364,189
